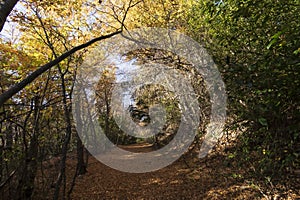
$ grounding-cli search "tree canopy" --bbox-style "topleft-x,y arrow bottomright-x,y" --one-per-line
0,0 -> 299,199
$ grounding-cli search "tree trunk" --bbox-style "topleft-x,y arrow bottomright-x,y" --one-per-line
0,0 -> 19,32
74,98 -> 87,175
104,89 -> 110,137
53,69 -> 73,200
16,96 -> 40,200
76,134 -> 87,175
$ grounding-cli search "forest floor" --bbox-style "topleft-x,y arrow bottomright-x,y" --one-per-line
35,143 -> 299,200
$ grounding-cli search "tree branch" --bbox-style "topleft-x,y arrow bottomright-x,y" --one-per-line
0,30 -> 122,106
0,0 -> 19,32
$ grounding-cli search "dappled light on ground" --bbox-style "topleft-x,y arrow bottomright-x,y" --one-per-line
34,144 -> 299,199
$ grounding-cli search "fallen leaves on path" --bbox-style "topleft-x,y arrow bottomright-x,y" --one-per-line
34,144 -> 300,199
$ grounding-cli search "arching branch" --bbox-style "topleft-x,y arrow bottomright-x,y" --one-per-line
0,0 -> 19,32
0,30 -> 122,106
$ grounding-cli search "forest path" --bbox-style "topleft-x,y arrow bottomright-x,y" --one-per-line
34,143 -> 298,199
69,144 -> 262,199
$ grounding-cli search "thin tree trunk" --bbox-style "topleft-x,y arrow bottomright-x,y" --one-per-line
104,89 -> 110,137
53,69 -> 73,200
0,0 -> 19,32
67,98 -> 87,199
74,97 -> 87,176
76,134 -> 87,175
16,96 -> 40,200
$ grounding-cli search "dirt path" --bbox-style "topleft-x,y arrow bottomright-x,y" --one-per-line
68,144 -> 265,199
35,144 -> 299,199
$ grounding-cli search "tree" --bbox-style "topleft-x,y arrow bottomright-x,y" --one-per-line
188,0 -> 300,175
95,67 -> 119,143
0,0 -> 142,106
0,0 -> 19,32
0,0 -> 138,199
0,30 -> 122,106
125,0 -> 192,30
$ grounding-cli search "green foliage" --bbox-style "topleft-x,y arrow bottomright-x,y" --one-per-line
188,0 -> 300,176
1,0 -> 299,197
